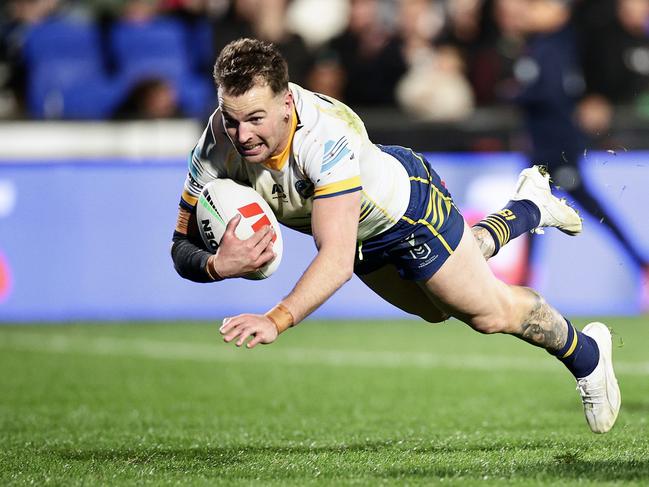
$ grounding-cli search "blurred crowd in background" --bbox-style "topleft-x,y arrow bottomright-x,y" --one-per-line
1,0 -> 649,137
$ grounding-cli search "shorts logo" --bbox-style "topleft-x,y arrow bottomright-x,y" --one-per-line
406,233 -> 431,260
406,233 -> 439,267
409,243 -> 432,260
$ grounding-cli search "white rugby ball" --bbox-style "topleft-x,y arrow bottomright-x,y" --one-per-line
196,179 -> 283,280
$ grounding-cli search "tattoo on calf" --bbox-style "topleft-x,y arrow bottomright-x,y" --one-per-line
517,290 -> 568,352
471,226 -> 496,260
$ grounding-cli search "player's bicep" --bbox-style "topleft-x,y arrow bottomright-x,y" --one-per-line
311,190 -> 361,269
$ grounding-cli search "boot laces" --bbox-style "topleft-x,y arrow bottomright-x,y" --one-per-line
577,378 -> 605,406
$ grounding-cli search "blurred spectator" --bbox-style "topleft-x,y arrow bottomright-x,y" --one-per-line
306,48 -> 347,100
323,0 -> 407,107
108,0 -> 214,118
0,0 -> 61,117
285,0 -> 349,48
397,45 -> 475,120
509,0 -> 649,290
444,0 -> 487,49
511,0 -> 585,163
211,0 -> 312,86
395,0 -> 474,120
509,0 -> 582,288
461,0 -> 528,106
160,0 -> 219,76
120,0 -> 159,21
4,0 -> 60,24
397,0 -> 445,64
113,77 -> 181,119
576,0 -> 649,135
7,0 -> 125,119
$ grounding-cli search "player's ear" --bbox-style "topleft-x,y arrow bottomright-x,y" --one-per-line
283,91 -> 293,119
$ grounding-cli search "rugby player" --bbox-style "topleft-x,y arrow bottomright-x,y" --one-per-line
171,38 -> 620,433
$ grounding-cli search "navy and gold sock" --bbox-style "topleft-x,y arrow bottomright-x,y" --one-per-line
474,200 -> 541,255
552,319 -> 600,379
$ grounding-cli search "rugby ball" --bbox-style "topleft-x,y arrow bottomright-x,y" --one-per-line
196,179 -> 283,280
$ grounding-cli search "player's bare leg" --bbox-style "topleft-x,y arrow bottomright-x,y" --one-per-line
360,164 -> 585,325
420,222 -> 620,433
359,265 -> 448,323
471,226 -> 497,259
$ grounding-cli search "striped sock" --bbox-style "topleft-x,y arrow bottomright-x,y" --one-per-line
474,200 -> 541,255
552,319 -> 600,379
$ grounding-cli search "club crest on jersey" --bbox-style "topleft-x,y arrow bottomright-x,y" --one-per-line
295,179 -> 314,199
321,137 -> 351,172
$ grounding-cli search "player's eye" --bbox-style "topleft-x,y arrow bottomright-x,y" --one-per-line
223,116 -> 237,128
250,117 -> 263,124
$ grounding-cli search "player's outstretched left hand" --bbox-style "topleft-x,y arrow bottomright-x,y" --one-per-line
219,314 -> 278,348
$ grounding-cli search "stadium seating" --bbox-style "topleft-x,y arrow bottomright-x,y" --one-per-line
182,18 -> 214,75
108,17 -> 214,118
22,16 -> 127,119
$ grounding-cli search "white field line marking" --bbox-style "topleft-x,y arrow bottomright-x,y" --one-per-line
1,331 -> 648,375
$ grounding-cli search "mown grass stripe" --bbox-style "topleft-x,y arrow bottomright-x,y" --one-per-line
1,332 -> 647,375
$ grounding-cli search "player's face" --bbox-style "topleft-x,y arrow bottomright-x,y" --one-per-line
219,83 -> 293,164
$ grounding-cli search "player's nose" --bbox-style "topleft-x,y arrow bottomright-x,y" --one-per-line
237,124 -> 253,144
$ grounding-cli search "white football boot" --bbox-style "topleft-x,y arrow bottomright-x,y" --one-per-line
577,322 -> 621,434
511,165 -> 583,235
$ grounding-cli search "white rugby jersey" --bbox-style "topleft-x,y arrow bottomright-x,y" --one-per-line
181,83 -> 410,241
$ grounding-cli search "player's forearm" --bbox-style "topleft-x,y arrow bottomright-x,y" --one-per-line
171,231 -> 215,283
171,207 -> 217,283
270,191 -> 360,329
281,247 -> 354,325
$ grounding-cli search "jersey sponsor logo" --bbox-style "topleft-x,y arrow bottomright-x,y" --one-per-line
321,137 -> 351,172
272,183 -> 288,202
294,179 -> 314,199
238,203 -> 277,242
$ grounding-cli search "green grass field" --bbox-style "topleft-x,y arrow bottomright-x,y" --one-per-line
1,317 -> 648,486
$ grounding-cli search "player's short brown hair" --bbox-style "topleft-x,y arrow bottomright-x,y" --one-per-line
213,38 -> 289,96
